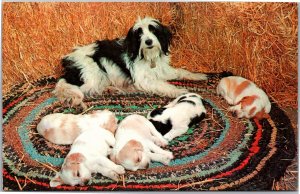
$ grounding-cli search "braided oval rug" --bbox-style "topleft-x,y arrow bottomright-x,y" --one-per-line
2,73 -> 296,191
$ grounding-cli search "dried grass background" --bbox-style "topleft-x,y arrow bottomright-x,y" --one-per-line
2,2 -> 298,108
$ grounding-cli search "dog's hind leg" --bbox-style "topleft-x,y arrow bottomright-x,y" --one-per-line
163,126 -> 189,142
53,79 -> 87,110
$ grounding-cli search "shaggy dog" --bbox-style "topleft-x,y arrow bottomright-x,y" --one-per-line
53,17 -> 207,108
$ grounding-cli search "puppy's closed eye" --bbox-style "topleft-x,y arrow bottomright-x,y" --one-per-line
134,149 -> 143,164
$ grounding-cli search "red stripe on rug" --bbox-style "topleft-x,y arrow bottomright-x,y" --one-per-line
209,118 -> 263,179
3,168 -> 178,190
3,96 -> 25,115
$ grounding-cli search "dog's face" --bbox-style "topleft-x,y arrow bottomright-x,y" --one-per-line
50,153 -> 91,187
125,17 -> 172,61
110,139 -> 150,171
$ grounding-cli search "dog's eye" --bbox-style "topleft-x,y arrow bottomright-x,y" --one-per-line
137,27 -> 143,36
148,25 -> 156,33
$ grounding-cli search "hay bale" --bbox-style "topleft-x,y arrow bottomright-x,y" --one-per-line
2,2 -> 297,108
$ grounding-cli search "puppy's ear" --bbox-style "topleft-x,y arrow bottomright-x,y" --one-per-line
50,173 -> 64,187
102,114 -> 118,134
66,153 -> 85,164
118,140 -> 144,163
239,95 -> 259,109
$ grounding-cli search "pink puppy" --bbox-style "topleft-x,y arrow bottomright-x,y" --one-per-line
37,110 -> 117,145
216,76 -> 271,120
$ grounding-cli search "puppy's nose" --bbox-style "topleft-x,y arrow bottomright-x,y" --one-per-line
145,163 -> 150,168
145,39 -> 153,46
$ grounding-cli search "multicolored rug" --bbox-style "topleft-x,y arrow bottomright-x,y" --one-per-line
2,73 -> 296,191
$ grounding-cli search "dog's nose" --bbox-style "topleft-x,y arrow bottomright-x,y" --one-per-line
145,39 -> 153,46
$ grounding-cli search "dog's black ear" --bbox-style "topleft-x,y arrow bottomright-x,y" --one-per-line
149,119 -> 172,136
124,27 -> 140,60
154,21 -> 172,55
149,108 -> 167,118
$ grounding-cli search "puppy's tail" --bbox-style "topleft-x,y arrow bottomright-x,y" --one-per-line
53,79 -> 87,109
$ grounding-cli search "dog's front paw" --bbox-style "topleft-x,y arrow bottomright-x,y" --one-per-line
192,73 -> 208,81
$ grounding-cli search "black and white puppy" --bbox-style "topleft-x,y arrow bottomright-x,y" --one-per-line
53,17 -> 207,108
147,93 -> 207,142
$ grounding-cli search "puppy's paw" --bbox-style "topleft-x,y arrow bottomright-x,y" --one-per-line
163,134 -> 173,142
165,151 -> 174,160
115,165 -> 125,175
160,151 -> 174,165
107,170 -> 120,181
154,138 -> 169,147
161,156 -> 172,165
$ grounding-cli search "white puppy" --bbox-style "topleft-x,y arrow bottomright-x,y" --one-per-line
147,93 -> 206,141
216,76 -> 271,120
37,110 -> 117,145
50,125 -> 125,187
110,114 -> 173,171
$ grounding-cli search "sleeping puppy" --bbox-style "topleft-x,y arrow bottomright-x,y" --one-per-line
37,109 -> 117,145
216,76 -> 271,120
147,93 -> 206,141
50,125 -> 125,187
110,114 -> 173,171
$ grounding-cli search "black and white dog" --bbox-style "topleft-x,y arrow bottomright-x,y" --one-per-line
147,93 -> 206,142
54,17 -> 207,108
